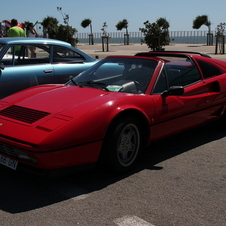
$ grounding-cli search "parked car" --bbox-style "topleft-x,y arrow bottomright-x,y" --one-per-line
0,51 -> 226,175
0,37 -> 98,99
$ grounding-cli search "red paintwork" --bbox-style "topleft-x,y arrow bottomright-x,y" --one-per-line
0,53 -> 226,172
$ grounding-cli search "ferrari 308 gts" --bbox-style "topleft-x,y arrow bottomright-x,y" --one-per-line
0,51 -> 226,175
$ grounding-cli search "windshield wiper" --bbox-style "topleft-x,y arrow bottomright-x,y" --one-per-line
77,80 -> 109,91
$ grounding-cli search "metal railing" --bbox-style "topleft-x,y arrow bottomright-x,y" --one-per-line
75,30 -> 216,44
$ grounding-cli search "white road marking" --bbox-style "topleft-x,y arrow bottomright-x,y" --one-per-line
114,215 -> 156,226
46,181 -> 89,201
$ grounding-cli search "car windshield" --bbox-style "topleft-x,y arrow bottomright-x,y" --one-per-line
69,57 -> 158,94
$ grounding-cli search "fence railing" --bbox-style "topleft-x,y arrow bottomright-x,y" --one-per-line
75,30 -> 216,44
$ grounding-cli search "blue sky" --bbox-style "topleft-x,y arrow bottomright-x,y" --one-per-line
2,0 -> 226,33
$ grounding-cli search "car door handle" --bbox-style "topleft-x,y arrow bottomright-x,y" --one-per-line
43,69 -> 53,73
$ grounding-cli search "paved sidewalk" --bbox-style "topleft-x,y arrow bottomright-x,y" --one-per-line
77,43 -> 226,61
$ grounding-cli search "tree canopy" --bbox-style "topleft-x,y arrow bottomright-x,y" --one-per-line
193,15 -> 211,33
139,18 -> 170,51
101,22 -> 108,37
81,19 -> 93,33
116,19 -> 129,45
41,16 -> 59,38
116,19 -> 128,34
41,16 -> 77,45
55,24 -> 77,44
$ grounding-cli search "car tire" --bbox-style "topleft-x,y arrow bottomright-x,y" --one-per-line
101,116 -> 144,173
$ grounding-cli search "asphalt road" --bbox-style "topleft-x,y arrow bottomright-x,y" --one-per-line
0,120 -> 225,226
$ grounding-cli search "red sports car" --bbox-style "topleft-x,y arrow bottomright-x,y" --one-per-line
0,51 -> 226,175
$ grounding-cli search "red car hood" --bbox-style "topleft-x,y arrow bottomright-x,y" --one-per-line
3,84 -> 119,114
0,84 -> 139,150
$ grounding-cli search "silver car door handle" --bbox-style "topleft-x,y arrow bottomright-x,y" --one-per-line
43,69 -> 53,73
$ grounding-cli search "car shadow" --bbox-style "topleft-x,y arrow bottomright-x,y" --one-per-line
0,120 -> 225,213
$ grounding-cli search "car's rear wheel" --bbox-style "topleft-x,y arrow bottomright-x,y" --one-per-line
101,116 -> 144,173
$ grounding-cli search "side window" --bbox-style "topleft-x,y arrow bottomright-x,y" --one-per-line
153,57 -> 203,94
52,46 -> 85,63
1,45 -> 26,66
28,45 -> 50,61
1,46 -> 17,66
2,44 -> 50,66
165,59 -> 201,87
168,66 -> 201,87
153,61 -> 202,94
196,59 -> 222,78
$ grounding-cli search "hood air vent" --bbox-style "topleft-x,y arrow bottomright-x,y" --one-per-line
0,105 -> 50,124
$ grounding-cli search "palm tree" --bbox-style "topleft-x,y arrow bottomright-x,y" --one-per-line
116,19 -> 129,45
193,15 -> 212,45
81,19 -> 93,45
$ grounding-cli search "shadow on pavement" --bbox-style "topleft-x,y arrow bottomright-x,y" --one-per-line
0,120 -> 225,213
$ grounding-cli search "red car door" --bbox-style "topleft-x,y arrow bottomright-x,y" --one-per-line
150,61 -> 225,140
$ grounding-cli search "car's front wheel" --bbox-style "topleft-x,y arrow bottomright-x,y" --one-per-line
101,116 -> 144,173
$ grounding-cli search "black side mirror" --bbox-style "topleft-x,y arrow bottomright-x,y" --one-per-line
161,86 -> 184,97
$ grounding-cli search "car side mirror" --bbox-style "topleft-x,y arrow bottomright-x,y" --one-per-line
161,86 -> 184,97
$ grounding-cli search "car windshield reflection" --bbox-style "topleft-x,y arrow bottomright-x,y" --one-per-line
69,57 -> 158,94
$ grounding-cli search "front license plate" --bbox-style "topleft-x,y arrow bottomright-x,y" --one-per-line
0,154 -> 18,170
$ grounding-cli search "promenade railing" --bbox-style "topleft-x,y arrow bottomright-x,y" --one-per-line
75,30 -> 216,44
